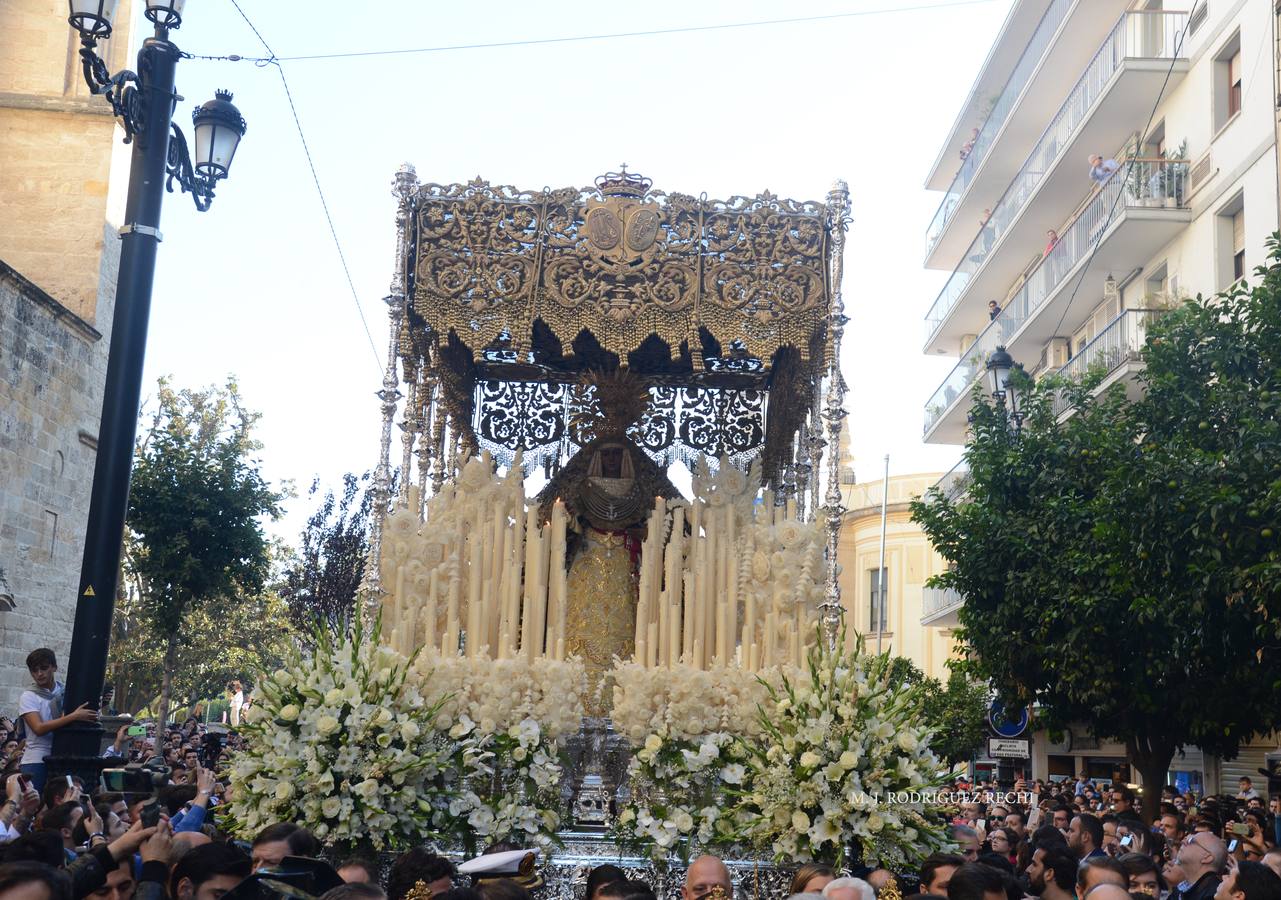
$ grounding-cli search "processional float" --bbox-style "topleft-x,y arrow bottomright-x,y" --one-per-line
364,165 -> 852,885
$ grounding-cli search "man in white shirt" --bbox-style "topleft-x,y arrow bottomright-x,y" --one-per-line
1089,154 -> 1120,185
18,648 -> 97,791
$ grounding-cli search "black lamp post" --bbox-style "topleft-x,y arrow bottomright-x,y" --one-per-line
985,345 -> 1027,433
50,0 -> 246,781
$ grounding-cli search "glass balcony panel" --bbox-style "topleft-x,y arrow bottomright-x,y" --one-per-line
924,11 -> 1189,342
925,0 -> 1074,257
924,158 -> 1188,436
1051,308 -> 1168,415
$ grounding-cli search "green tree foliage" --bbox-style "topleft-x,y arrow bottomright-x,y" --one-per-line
107,579 -> 293,718
122,378 -> 283,724
279,472 -> 376,632
887,658 -> 990,767
912,241 -> 1281,820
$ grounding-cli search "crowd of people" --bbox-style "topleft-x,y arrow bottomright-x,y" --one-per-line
6,647 -> 1281,900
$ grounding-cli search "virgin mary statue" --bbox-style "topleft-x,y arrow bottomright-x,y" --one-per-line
535,371 -> 682,698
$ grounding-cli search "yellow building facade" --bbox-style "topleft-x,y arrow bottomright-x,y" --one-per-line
837,473 -> 958,681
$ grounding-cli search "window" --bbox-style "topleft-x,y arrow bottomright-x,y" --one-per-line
1233,209 -> 1246,279
1228,50 -> 1242,118
869,568 -> 887,632
1214,34 -> 1243,132
1215,193 -> 1245,288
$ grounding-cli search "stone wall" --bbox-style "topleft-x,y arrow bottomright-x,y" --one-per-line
0,260 -> 108,714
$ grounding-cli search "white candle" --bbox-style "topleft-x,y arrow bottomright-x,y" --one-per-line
446,571 -> 461,656
521,508 -> 538,659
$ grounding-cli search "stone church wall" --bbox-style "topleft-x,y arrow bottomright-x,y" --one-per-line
0,260 -> 109,714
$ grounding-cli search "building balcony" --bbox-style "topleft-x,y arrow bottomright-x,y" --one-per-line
924,9 -> 1190,351
1050,308 -> 1167,416
935,458 -> 971,502
922,586 -> 965,627
923,158 -> 1191,443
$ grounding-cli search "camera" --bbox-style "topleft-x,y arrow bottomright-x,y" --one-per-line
101,755 -> 171,794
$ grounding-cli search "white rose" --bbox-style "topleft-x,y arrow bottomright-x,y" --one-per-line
721,763 -> 746,785
799,751 -> 821,769
513,747 -> 528,762
275,781 -> 296,801
839,750 -> 860,769
316,715 -> 341,736
897,731 -> 919,752
400,721 -> 421,742
279,704 -> 300,722
791,810 -> 811,832
324,688 -> 345,707
644,734 -> 663,753
867,813 -> 885,832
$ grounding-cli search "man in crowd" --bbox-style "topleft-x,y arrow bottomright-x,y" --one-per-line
1078,858 -> 1127,898
945,863 -> 1007,900
168,841 -> 252,900
1111,787 -> 1145,826
1069,814 -> 1107,861
1026,844 -> 1077,900
18,649 -> 98,791
1214,861 -> 1281,900
682,856 -> 732,900
249,823 -> 320,872
1177,832 -> 1228,900
952,825 -> 981,863
920,853 -> 966,897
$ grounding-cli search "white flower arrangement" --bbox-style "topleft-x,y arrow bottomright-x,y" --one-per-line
415,650 -> 588,852
609,662 -> 795,861
723,635 -> 952,867
227,619 -> 454,853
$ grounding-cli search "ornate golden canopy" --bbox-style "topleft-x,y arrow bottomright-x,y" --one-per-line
400,169 -> 836,372
381,167 -> 849,498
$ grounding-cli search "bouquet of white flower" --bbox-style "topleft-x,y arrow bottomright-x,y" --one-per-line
415,651 -> 586,853
723,634 -> 952,867
226,618 -> 454,855
609,662 -> 790,862
612,729 -> 745,863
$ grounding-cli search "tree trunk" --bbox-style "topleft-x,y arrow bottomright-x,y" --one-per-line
1128,736 -> 1176,824
158,632 -> 177,726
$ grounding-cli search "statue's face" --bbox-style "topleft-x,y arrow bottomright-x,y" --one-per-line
599,445 -> 626,479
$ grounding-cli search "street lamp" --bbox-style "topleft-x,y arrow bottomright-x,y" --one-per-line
50,1 -> 247,780
985,345 -> 1027,432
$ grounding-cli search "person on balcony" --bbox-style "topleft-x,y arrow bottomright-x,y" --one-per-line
960,127 -> 980,160
1089,154 -> 1119,185
988,301 -> 1002,321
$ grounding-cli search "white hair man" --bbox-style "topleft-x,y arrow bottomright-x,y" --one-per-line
822,877 -> 876,900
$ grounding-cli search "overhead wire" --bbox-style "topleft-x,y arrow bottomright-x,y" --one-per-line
226,0 -> 384,375
192,0 -> 999,64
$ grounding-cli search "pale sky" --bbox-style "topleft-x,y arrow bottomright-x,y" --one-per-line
135,0 -> 1013,542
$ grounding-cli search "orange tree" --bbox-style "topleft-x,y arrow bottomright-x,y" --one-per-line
912,238 -> 1281,819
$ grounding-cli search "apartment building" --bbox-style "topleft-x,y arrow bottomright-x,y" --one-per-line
917,0 -> 1281,787
922,0 -> 1278,447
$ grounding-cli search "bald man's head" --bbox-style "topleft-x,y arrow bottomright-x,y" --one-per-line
1084,885 -> 1132,900
683,856 -> 731,900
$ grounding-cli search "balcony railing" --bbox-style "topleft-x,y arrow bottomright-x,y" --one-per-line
924,158 -> 1188,436
935,458 -> 971,502
924,0 -> 1073,255
1051,308 -> 1167,415
924,10 -> 1189,342
923,586 -> 965,620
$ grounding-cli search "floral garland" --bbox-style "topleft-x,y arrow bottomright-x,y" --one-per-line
722,635 -> 953,867
416,651 -> 587,853
226,619 -> 454,854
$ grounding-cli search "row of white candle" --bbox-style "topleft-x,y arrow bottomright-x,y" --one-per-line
631,489 -> 814,672
383,469 -> 816,671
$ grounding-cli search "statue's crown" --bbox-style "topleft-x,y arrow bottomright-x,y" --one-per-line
595,167 -> 652,199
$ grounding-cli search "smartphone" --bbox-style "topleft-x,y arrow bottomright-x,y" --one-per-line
127,725 -> 146,737
1229,839 -> 1240,853
65,775 -> 73,790
1121,834 -> 1134,848
139,799 -> 161,829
